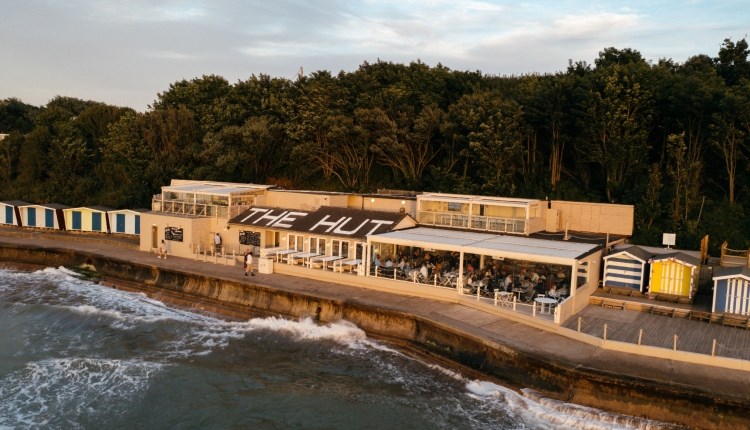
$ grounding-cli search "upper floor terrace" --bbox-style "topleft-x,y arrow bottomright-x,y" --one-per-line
417,193 -> 545,235
151,180 -> 273,220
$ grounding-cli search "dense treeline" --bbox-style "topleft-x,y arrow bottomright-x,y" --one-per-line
1,41 -> 749,254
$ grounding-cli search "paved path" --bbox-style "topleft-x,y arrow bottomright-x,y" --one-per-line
1,232 -> 749,402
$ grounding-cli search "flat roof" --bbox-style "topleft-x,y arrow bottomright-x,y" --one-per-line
418,192 -> 539,207
372,227 -> 599,262
0,200 -> 30,206
19,203 -> 70,210
163,182 -> 273,197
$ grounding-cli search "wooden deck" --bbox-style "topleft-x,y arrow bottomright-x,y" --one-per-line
563,305 -> 750,360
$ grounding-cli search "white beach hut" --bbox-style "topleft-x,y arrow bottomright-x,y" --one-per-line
0,200 -> 28,227
107,208 -> 145,235
18,203 -> 69,230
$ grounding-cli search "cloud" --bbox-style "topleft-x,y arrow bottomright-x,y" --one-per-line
1,1 -> 748,110
82,1 -> 208,23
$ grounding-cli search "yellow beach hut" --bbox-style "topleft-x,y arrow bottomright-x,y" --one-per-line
647,252 -> 700,300
63,206 -> 113,233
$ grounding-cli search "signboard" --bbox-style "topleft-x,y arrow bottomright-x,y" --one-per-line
229,206 -> 406,240
662,233 -> 676,248
239,230 -> 261,246
165,226 -> 183,242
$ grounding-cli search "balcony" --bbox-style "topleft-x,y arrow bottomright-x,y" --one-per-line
418,211 -> 528,234
152,198 -> 237,218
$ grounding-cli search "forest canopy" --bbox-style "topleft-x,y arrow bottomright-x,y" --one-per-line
1,39 -> 749,254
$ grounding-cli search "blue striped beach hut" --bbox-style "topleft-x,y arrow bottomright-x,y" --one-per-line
0,200 -> 28,227
712,266 -> 750,316
18,203 -> 69,230
602,245 -> 654,292
63,206 -> 113,233
107,208 -> 145,235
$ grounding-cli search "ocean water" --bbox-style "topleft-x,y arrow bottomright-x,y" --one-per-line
0,267 -> 679,430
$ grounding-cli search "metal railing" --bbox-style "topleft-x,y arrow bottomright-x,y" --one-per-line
152,198 -> 229,218
417,211 -> 527,234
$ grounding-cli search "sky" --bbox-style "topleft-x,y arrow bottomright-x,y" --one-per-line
1,1 -> 748,111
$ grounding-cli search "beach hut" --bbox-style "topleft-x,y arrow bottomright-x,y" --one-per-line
712,267 -> 750,316
0,200 -> 28,227
63,206 -> 113,233
602,245 -> 654,292
647,252 -> 700,299
107,208 -> 145,235
18,203 -> 69,230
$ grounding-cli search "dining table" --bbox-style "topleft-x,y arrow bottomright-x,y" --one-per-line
338,258 -> 362,273
496,291 -> 513,306
274,249 -> 298,263
534,297 -> 557,314
289,251 -> 319,266
319,255 -> 344,270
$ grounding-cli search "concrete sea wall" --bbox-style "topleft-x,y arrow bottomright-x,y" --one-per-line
0,243 -> 748,430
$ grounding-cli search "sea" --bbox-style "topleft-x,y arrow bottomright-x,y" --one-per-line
0,266 -> 681,430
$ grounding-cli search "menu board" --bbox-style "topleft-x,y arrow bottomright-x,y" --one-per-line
164,226 -> 183,242
239,230 -> 260,246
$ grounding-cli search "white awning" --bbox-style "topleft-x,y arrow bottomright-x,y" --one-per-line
371,227 -> 599,264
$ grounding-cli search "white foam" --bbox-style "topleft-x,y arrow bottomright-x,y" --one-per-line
0,358 -> 163,429
463,380 -> 681,430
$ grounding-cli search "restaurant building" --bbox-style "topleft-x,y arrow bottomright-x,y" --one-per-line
140,180 -> 635,324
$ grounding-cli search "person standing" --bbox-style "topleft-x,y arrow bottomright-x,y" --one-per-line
245,250 -> 254,276
158,240 -> 167,259
214,232 -> 222,254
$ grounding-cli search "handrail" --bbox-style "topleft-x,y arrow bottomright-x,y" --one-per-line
417,210 -> 528,234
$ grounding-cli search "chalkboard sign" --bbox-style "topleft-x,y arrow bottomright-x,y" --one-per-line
239,230 -> 260,246
165,226 -> 183,242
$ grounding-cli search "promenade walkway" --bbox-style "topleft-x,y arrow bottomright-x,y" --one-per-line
1,232 -> 749,404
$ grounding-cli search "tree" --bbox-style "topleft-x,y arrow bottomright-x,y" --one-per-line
521,74 -> 575,194
287,71 -> 351,185
666,132 -> 703,230
710,84 -> 749,204
577,63 -> 653,202
0,98 -> 38,133
715,38 -> 750,87
140,106 -> 202,187
447,92 -> 524,195
153,74 -> 233,133
99,111 -> 154,208
0,132 -> 23,193
199,116 -> 287,184
370,104 -> 445,188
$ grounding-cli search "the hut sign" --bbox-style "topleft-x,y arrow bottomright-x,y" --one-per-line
231,206 -> 405,240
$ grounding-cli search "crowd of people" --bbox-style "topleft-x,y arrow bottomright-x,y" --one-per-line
372,248 -> 570,301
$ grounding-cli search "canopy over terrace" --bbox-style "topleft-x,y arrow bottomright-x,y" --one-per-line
368,227 -> 602,296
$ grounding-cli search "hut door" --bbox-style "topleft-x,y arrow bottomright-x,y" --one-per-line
116,214 -> 125,233
5,206 -> 12,224
72,212 -> 82,230
135,215 -> 140,234
151,225 -> 158,249
92,213 -> 101,231
28,208 -> 36,227
45,209 -> 54,228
